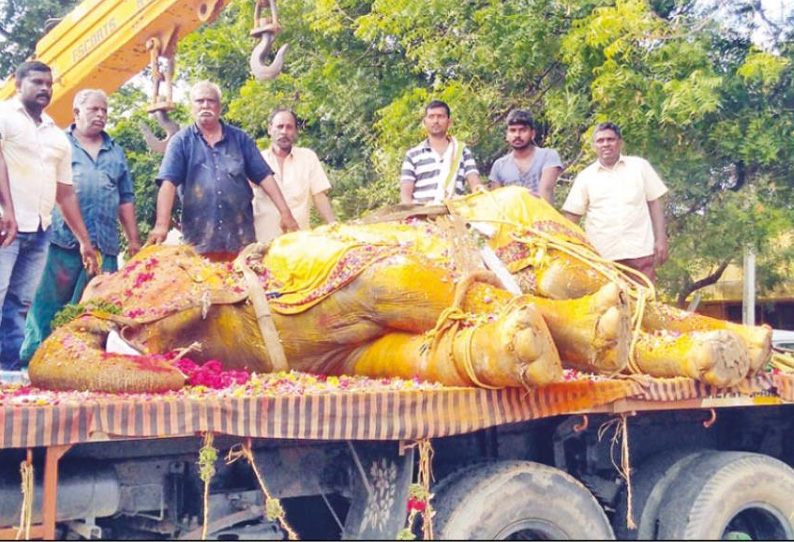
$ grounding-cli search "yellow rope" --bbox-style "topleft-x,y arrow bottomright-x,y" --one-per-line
459,325 -> 502,390
598,415 -> 636,529
422,272 -> 499,389
627,289 -> 647,374
16,457 -> 33,540
198,433 -> 217,540
452,198 -> 657,376
227,441 -> 299,540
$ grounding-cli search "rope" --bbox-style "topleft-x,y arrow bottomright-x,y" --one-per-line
598,415 -> 635,529
233,244 -> 289,372
452,198 -> 656,376
627,289 -> 648,374
421,272 -> 499,389
399,440 -> 436,540
16,453 -> 33,541
227,440 -> 299,540
198,433 -> 218,540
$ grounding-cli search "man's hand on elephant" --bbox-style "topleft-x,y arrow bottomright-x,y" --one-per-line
280,212 -> 300,233
81,243 -> 99,275
146,226 -> 168,247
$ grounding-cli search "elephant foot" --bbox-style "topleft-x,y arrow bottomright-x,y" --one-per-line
634,329 -> 750,387
523,282 -> 631,375
456,302 -> 563,388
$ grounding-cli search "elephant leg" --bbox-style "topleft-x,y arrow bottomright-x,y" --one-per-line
28,316 -> 185,392
642,302 -> 771,375
633,329 -> 750,387
463,281 -> 631,375
345,301 -> 562,388
523,282 -> 631,374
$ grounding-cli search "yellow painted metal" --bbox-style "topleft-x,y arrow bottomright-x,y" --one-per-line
0,0 -> 228,127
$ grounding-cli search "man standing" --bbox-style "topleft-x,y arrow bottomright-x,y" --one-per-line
400,100 -> 482,204
562,122 -> 668,283
20,89 -> 141,363
254,108 -> 336,243
0,61 -> 98,370
489,110 -> 563,204
147,81 -> 298,260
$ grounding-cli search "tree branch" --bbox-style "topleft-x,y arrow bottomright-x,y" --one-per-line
676,259 -> 731,307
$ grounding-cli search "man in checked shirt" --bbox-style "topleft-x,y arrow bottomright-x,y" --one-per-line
21,89 -> 141,364
400,100 -> 483,204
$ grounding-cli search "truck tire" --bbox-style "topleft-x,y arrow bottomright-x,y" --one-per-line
613,449 -> 714,540
433,460 -> 614,540
656,451 -> 794,540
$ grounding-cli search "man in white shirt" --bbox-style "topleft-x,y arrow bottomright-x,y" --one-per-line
562,122 -> 668,283
254,108 -> 336,243
0,61 -> 97,369
400,100 -> 482,204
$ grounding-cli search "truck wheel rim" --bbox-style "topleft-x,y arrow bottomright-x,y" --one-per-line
494,519 -> 570,540
721,503 -> 794,540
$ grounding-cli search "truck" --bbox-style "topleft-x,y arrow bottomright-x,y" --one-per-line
2,1 -> 794,540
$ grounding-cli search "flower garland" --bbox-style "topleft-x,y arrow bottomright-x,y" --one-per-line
397,440 -> 435,540
197,432 -> 217,540
226,440 -> 298,540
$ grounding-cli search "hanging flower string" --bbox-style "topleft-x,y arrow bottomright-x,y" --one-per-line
197,432 -> 217,540
15,451 -> 33,541
598,414 -> 635,529
397,439 -> 435,540
226,440 -> 299,540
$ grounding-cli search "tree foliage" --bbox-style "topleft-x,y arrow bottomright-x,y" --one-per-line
3,0 -> 794,305
0,0 -> 78,79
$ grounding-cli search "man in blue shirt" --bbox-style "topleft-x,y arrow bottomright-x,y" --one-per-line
147,81 -> 298,260
20,89 -> 141,363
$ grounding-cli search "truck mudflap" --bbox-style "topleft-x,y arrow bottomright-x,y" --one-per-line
341,442 -> 414,540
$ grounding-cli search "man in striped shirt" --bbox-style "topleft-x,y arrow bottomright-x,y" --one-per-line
400,100 -> 482,204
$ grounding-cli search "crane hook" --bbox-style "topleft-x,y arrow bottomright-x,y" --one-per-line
139,110 -> 180,154
249,0 -> 289,81
140,32 -> 181,154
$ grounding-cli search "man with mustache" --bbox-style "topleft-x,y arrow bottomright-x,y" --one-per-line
563,121 -> 669,283
0,61 -> 98,370
253,108 -> 336,243
20,89 -> 141,364
400,100 -> 482,204
147,81 -> 298,260
488,110 -> 563,205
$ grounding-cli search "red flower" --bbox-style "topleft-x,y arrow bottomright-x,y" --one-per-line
406,497 -> 426,513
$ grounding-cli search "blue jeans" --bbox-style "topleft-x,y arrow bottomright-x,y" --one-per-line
0,229 -> 51,370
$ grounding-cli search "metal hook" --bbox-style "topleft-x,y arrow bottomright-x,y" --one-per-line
249,0 -> 289,81
250,35 -> 289,81
139,110 -> 180,154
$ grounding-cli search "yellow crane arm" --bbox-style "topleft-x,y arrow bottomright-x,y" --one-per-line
0,0 -> 228,127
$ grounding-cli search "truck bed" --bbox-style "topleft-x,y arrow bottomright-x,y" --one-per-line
1,371 -> 791,449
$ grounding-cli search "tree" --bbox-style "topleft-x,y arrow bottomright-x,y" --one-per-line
4,0 -> 794,306
0,0 -> 78,78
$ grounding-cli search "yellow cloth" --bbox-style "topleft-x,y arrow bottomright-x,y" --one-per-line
447,186 -> 592,271
263,223 -> 453,314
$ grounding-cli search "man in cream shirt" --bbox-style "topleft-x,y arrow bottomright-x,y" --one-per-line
0,61 -> 98,370
254,108 -> 336,243
563,121 -> 668,283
